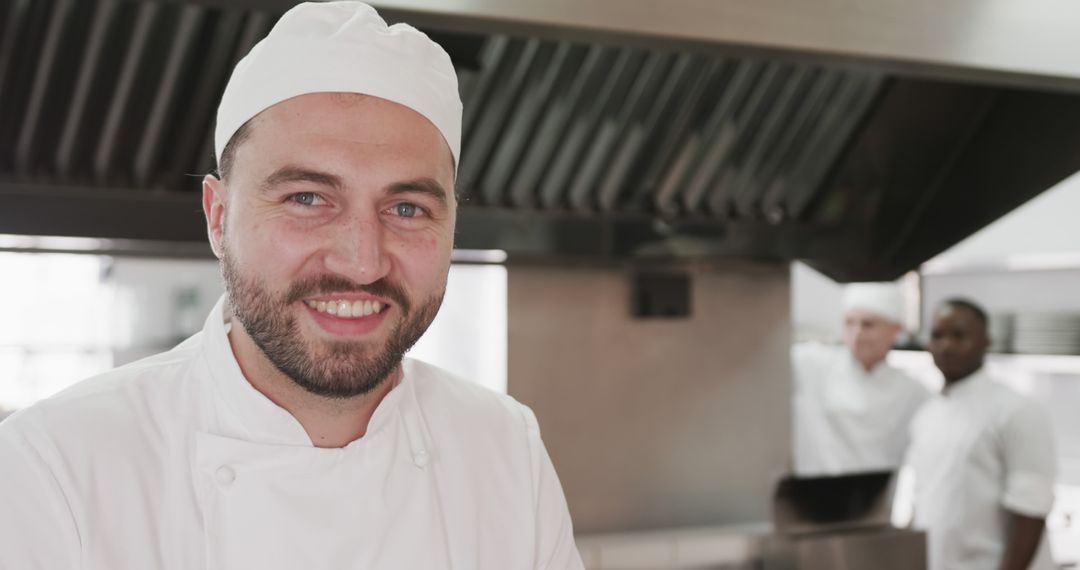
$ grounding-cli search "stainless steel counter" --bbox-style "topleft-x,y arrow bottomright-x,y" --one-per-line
576,471 -> 926,569
575,523 -> 925,569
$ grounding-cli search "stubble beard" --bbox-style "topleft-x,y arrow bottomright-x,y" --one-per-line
221,247 -> 444,399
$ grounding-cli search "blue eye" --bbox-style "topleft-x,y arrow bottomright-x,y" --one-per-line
292,192 -> 317,206
394,203 -> 419,218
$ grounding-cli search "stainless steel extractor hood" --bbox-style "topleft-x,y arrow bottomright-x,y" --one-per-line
3,0 -> 1080,281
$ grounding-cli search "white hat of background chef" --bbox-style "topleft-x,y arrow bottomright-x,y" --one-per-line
214,1 -> 462,168
842,282 -> 904,323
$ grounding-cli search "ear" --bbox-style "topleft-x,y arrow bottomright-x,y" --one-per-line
202,174 -> 227,259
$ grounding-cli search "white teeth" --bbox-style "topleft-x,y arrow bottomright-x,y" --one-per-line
305,299 -> 386,319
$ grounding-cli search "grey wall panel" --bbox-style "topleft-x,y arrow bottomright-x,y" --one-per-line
506,263 -> 792,532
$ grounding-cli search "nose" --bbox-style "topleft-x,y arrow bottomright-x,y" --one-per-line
321,211 -> 391,285
933,336 -> 956,356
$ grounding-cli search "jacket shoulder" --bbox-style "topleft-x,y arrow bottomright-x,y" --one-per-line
983,378 -> 1045,423
406,358 -> 536,428
0,334 -> 206,453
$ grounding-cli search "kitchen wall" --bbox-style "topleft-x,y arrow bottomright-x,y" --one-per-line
929,170 -> 1080,263
791,262 -> 849,342
507,263 -> 792,533
918,171 -> 1080,329
920,268 -> 1080,326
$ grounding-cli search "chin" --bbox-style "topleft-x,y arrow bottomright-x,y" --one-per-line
855,349 -> 883,363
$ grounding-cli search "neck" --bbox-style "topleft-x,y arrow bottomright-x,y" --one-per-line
227,324 -> 399,448
943,366 -> 982,391
856,355 -> 885,373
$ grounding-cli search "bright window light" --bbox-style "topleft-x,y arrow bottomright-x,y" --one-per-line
0,252 -> 114,410
0,251 -> 509,414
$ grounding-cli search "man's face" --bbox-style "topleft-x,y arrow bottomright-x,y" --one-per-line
842,309 -> 901,369
928,305 -> 989,383
203,93 -> 456,398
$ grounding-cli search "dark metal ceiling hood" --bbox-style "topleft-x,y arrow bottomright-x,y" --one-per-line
3,0 -> 1080,281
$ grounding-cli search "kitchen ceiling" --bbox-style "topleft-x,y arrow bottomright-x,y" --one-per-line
3,0 -> 1080,281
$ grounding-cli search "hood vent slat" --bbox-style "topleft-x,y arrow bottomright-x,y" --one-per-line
8,0 -> 1080,282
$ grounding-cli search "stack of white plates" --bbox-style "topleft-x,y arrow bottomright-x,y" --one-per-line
1013,312 -> 1080,355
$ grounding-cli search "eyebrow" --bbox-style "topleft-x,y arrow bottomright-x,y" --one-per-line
261,166 -> 343,193
259,167 -> 450,207
386,177 -> 449,208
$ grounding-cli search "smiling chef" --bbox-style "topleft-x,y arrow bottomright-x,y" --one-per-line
0,2 -> 584,568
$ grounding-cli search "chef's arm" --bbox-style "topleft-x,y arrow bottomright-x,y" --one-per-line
998,511 -> 1046,570
998,401 -> 1056,570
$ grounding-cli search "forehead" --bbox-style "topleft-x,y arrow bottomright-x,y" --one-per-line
844,308 -> 892,324
932,305 -> 982,331
235,92 -> 455,184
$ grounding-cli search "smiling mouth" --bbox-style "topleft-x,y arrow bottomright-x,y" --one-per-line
303,299 -> 387,319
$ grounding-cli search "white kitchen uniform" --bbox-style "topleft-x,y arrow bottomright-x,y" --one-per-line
0,296 -> 584,570
906,369 -> 1056,570
793,343 -> 930,476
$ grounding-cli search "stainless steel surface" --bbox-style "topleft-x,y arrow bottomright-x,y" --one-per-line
175,0 -> 1080,91
767,471 -> 927,570
575,524 -> 926,569
771,528 -> 927,570
510,264 -> 792,534
366,0 -> 1080,92
576,524 -> 776,570
772,471 -> 897,535
5,1 -> 1080,281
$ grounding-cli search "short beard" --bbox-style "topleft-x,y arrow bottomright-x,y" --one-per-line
221,248 -> 443,399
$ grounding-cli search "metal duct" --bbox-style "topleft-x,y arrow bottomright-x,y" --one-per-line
3,0 -> 1080,281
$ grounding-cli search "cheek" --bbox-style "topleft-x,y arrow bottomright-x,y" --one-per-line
841,331 -> 861,352
868,330 -> 890,346
956,341 -> 978,357
227,216 -> 317,280
389,231 -> 452,291
847,328 -> 872,346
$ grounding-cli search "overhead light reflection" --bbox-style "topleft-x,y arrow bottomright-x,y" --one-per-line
451,249 -> 507,264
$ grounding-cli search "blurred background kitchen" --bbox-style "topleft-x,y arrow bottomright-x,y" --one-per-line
3,0 -> 1080,568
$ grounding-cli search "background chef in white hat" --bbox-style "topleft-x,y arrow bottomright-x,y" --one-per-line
792,282 -> 931,476
0,3 -> 584,568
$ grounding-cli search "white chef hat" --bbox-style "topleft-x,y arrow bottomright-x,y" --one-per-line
214,1 -> 462,168
842,282 -> 904,323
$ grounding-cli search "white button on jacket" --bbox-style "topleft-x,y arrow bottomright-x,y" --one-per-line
214,465 -> 236,485
0,296 -> 584,570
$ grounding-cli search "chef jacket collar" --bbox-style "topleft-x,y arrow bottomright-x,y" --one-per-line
941,366 -> 990,398
198,294 -> 411,447
843,349 -> 889,379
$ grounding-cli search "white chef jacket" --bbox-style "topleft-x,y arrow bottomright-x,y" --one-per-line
792,343 -> 931,476
906,368 -> 1056,570
0,296 -> 584,570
